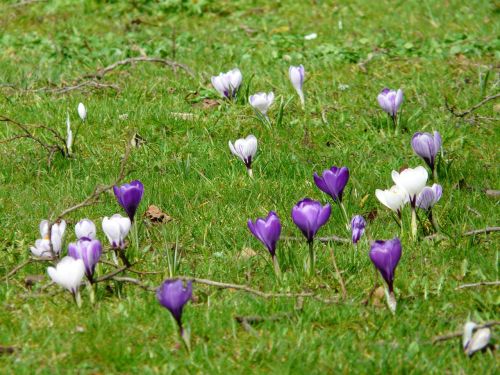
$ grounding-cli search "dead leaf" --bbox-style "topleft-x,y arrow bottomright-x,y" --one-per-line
24,275 -> 44,288
144,205 -> 172,224
485,189 -> 500,198
200,98 -> 219,109
371,286 -> 385,307
0,345 -> 16,355
239,247 -> 257,260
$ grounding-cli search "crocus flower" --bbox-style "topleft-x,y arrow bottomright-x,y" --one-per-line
377,88 -> 403,118
375,185 -> 408,216
211,68 -> 242,99
291,198 -> 331,244
78,102 -> 87,122
113,180 -> 144,221
247,211 -> 281,257
369,238 -> 402,293
249,92 -> 274,116
75,219 -> 96,240
102,214 -> 131,249
289,65 -> 305,106
313,166 -> 349,203
31,220 -> 67,257
416,184 -> 442,211
229,135 -> 257,177
351,215 -> 366,244
47,256 -> 85,305
157,279 -> 193,332
68,238 -> 102,281
411,131 -> 442,174
463,322 -> 491,357
66,112 -> 73,155
392,166 -> 428,206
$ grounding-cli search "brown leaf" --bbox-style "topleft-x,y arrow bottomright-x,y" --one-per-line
0,345 -> 16,355
239,247 -> 257,260
144,205 -> 172,224
24,275 -> 44,288
200,98 -> 219,109
371,286 -> 386,307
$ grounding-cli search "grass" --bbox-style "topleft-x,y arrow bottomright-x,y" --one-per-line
0,0 -> 499,373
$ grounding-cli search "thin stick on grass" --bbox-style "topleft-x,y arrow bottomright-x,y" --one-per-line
445,93 -> 500,118
432,321 -> 500,344
329,246 -> 347,300
455,281 -> 500,290
282,235 -> 350,244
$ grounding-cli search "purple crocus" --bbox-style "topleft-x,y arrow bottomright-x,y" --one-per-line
292,198 -> 331,244
157,279 -> 193,332
68,237 -> 102,282
411,131 -> 442,174
113,180 -> 144,221
369,238 -> 402,293
416,184 -> 442,211
247,211 -> 281,258
313,166 -> 349,203
350,215 -> 366,244
377,88 -> 403,118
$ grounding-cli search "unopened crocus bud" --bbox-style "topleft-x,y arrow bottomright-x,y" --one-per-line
78,103 -> 87,122
229,135 -> 257,177
463,322 -> 491,357
249,92 -> 274,116
369,238 -> 402,293
75,219 -> 96,240
66,113 -> 73,154
68,238 -> 102,281
289,65 -> 305,106
377,88 -> 403,117
247,211 -> 281,258
313,166 -> 349,203
113,180 -> 144,221
102,214 -> 131,249
416,184 -> 442,211
411,131 -> 442,172
291,198 -> 331,244
350,215 -> 366,244
157,279 -> 193,332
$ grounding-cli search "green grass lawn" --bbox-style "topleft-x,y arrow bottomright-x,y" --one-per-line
1,0 -> 499,373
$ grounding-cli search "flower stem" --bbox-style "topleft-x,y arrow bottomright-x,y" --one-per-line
180,326 -> 191,353
308,241 -> 315,276
329,246 -> 347,300
339,202 -> 350,230
429,209 -> 439,233
411,206 -> 417,240
386,289 -> 397,314
432,166 -> 438,182
73,290 -> 82,308
247,168 -> 253,178
272,255 -> 282,280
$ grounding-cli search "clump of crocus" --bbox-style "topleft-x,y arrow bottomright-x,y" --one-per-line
247,211 -> 282,277
47,256 -> 86,306
350,215 -> 366,244
291,198 -> 331,275
462,322 -> 491,357
392,166 -> 428,239
211,68 -> 242,99
411,131 -> 442,181
157,279 -> 193,350
377,88 -> 403,129
113,180 -> 144,222
68,238 -> 102,283
249,92 -> 274,120
229,135 -> 257,177
102,214 -> 132,266
375,185 -> 408,220
313,166 -> 349,225
289,65 -> 305,107
416,183 -> 442,232
78,103 -> 87,122
369,237 -> 402,313
75,219 -> 96,240
30,220 -> 66,257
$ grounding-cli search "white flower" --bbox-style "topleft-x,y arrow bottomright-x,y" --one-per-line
289,65 -> 305,106
249,92 -> 274,116
463,321 -> 491,357
75,219 -> 97,240
375,185 -> 408,213
30,239 -> 51,257
51,220 -> 66,255
392,166 -> 428,204
211,68 -> 242,99
229,135 -> 257,171
66,113 -> 73,154
304,33 -> 317,40
102,214 -> 131,249
47,256 -> 85,294
31,220 -> 66,257
78,103 -> 87,121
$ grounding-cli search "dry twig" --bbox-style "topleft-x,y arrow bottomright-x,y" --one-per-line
445,93 -> 500,118
432,321 -> 500,344
283,235 -> 350,244
456,281 -> 500,290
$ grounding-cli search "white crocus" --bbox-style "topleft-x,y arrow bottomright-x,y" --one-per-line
78,102 -> 87,122
75,218 -> 97,240
66,112 -> 73,155
30,238 -> 51,257
229,135 -> 258,177
289,65 -> 305,107
51,220 -> 66,255
463,322 -> 491,357
249,92 -> 274,117
211,68 -> 242,99
375,185 -> 408,216
31,220 -> 66,257
102,214 -> 131,249
47,256 -> 85,305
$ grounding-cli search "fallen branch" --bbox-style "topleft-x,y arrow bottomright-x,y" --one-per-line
111,276 -> 156,291
446,93 -> 500,118
283,235 -> 350,244
4,256 -> 54,281
432,321 -> 500,344
329,247 -> 347,300
463,226 -> 500,236
39,80 -> 120,94
456,281 -> 500,290
95,266 -> 130,283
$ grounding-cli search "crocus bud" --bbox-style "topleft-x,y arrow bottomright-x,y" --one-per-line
211,68 -> 242,99
249,92 -> 274,116
377,88 -> 403,117
411,131 -> 442,171
375,185 -> 408,215
416,184 -> 442,210
350,215 -> 366,244
47,256 -> 85,295
66,113 -> 73,154
229,135 -> 257,176
102,214 -> 131,249
313,166 -> 349,203
369,238 -> 402,293
113,180 -> 144,221
157,279 -> 193,331
30,220 -> 66,257
50,220 -> 67,255
78,102 -> 87,121
30,239 -> 51,257
68,238 -> 102,281
392,166 -> 428,206
289,65 -> 305,106
291,198 -> 331,243
463,322 -> 491,357
75,219 -> 97,240
247,211 -> 281,257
